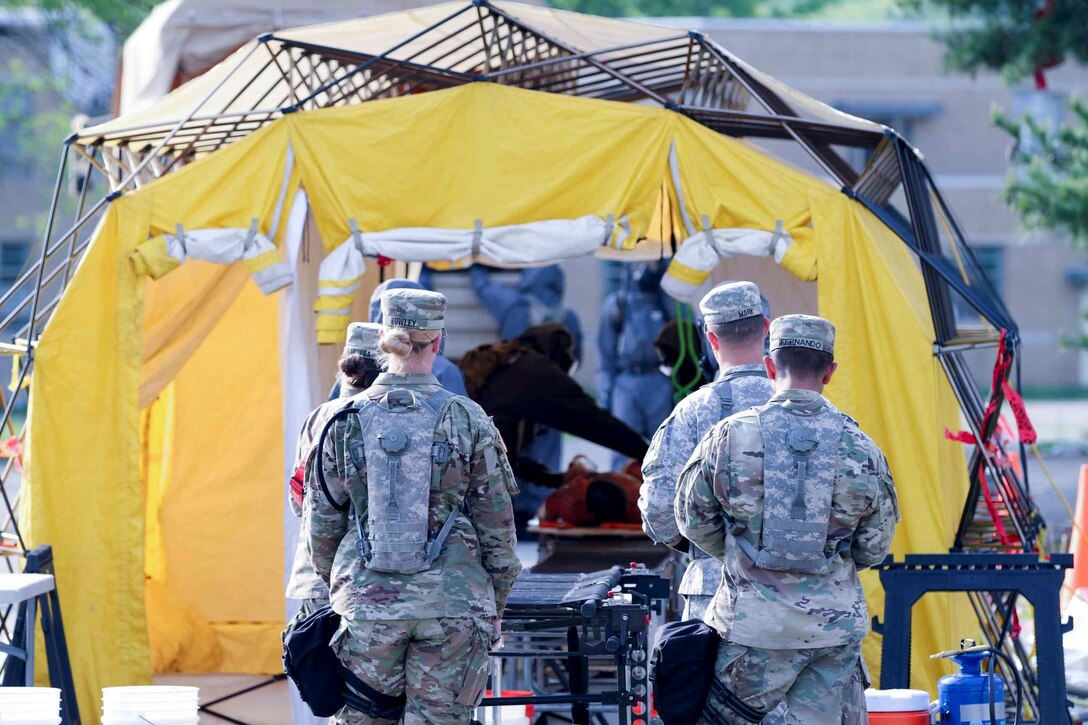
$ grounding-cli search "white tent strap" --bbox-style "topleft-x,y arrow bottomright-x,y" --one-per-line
339,214 -> 622,266
315,237 -> 366,312
163,222 -> 294,294
661,222 -> 794,305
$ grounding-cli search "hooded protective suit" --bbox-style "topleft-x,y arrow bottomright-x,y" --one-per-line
469,264 -> 583,360
598,262 -> 674,468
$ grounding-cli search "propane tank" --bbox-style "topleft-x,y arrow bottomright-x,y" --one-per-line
933,640 -> 1006,724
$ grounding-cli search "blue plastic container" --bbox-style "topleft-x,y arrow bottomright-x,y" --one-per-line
937,650 -> 1006,724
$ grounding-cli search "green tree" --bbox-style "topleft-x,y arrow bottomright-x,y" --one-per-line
902,0 -> 1088,83
907,0 -> 1088,249
995,97 -> 1088,248
1,0 -> 154,38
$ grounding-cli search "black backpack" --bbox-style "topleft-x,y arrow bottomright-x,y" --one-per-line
649,619 -> 721,724
283,604 -> 407,719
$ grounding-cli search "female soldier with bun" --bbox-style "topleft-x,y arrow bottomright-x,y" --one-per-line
306,288 -> 520,724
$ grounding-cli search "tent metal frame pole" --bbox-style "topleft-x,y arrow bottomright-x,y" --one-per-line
284,4 -> 478,111
485,2 -> 671,106
698,39 -> 858,186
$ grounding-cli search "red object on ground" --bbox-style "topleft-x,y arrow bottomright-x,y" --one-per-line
869,713 -> 929,724
1066,465 -> 1088,599
540,455 -> 643,527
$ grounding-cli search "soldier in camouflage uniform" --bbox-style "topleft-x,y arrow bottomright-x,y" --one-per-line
640,281 -> 772,622
288,322 -> 382,611
306,289 -> 520,725
287,322 -> 381,724
676,315 -> 899,723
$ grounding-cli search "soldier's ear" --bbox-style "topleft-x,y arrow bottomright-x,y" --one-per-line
764,355 -> 777,380
706,329 -> 720,352
822,361 -> 839,385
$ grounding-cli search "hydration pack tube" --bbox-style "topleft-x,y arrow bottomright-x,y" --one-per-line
314,405 -> 363,512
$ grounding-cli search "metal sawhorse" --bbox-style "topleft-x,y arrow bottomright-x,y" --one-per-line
874,553 -> 1073,725
1,545 -> 81,724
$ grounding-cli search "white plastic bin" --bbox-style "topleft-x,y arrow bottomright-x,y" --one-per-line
101,686 -> 198,723
0,687 -> 61,724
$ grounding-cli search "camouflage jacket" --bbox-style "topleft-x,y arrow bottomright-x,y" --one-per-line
286,383 -> 361,600
306,372 -> 521,621
676,388 -> 899,648
639,365 -> 772,597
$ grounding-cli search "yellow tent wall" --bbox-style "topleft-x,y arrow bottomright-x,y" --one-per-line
23,84 -> 971,719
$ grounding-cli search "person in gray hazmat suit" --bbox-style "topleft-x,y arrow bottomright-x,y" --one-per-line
286,321 -> 382,724
307,288 -> 520,724
597,260 -> 674,470
676,314 -> 899,724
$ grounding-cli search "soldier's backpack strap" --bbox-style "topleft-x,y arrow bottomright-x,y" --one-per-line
711,368 -> 767,419
420,388 -> 470,566
314,398 -> 375,512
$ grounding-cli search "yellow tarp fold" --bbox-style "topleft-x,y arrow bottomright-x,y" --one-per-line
291,83 -> 675,253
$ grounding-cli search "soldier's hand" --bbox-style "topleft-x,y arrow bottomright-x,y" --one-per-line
491,616 -> 503,646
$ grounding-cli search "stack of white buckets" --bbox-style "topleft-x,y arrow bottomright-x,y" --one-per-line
0,688 -> 62,724
101,686 -> 199,725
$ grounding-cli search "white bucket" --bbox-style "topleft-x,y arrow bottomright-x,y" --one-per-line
0,687 -> 61,704
101,686 -> 198,722
0,687 -> 62,724
101,719 -> 198,725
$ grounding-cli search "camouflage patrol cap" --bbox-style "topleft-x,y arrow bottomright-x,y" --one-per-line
380,289 -> 446,330
769,314 -> 835,355
343,322 -> 381,358
700,281 -> 764,324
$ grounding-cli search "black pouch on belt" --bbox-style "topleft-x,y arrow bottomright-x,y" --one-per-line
283,604 -> 406,719
649,618 -> 721,724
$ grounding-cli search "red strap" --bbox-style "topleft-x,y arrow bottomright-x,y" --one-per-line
945,428 -> 978,446
289,462 -> 305,509
1001,380 -> 1038,445
376,255 -> 393,268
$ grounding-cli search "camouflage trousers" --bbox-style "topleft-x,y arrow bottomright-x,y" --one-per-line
700,640 -> 861,724
331,616 -> 493,725
682,594 -> 712,622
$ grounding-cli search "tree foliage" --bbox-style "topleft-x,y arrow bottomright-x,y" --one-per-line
995,97 -> 1088,248
901,0 -> 1088,83
908,0 -> 1088,251
0,0 -> 155,37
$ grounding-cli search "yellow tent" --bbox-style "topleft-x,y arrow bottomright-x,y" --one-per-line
24,81 -> 971,719
11,3 -> 1024,721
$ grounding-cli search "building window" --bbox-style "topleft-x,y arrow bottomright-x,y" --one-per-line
1,242 -> 27,284
832,101 -> 942,175
0,241 -> 28,288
